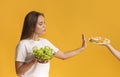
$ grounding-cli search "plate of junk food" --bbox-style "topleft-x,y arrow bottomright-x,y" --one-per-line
89,37 -> 110,44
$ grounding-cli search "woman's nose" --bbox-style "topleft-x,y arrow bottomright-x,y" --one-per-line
43,24 -> 46,28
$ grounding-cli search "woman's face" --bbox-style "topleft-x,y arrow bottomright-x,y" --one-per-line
35,15 -> 46,35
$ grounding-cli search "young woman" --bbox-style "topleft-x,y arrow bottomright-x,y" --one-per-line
15,11 -> 87,77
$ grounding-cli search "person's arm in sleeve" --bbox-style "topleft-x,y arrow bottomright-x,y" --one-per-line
15,42 -> 38,76
15,59 -> 38,76
54,34 -> 87,60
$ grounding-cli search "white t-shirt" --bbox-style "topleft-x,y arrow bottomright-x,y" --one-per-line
16,38 -> 59,77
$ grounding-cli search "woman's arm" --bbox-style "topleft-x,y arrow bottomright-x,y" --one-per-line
54,34 -> 87,60
15,58 -> 38,76
104,44 -> 120,60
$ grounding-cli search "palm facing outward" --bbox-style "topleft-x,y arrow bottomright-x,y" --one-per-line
81,34 -> 87,49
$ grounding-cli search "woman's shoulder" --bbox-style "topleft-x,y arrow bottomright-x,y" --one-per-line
39,38 -> 52,43
39,37 -> 48,41
39,37 -> 52,44
17,39 -> 30,45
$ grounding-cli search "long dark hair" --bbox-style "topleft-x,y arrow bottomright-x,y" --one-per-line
20,11 -> 44,40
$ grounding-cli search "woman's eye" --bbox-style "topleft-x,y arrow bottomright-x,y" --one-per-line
38,22 -> 45,26
39,24 -> 42,25
39,23 -> 43,25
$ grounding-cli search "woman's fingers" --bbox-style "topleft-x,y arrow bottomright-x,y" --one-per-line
81,34 -> 87,48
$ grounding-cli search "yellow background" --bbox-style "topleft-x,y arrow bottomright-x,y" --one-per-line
0,0 -> 120,77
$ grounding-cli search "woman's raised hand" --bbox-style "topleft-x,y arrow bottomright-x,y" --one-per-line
81,34 -> 87,49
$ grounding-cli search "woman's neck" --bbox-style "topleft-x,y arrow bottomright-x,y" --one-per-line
30,33 -> 40,41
